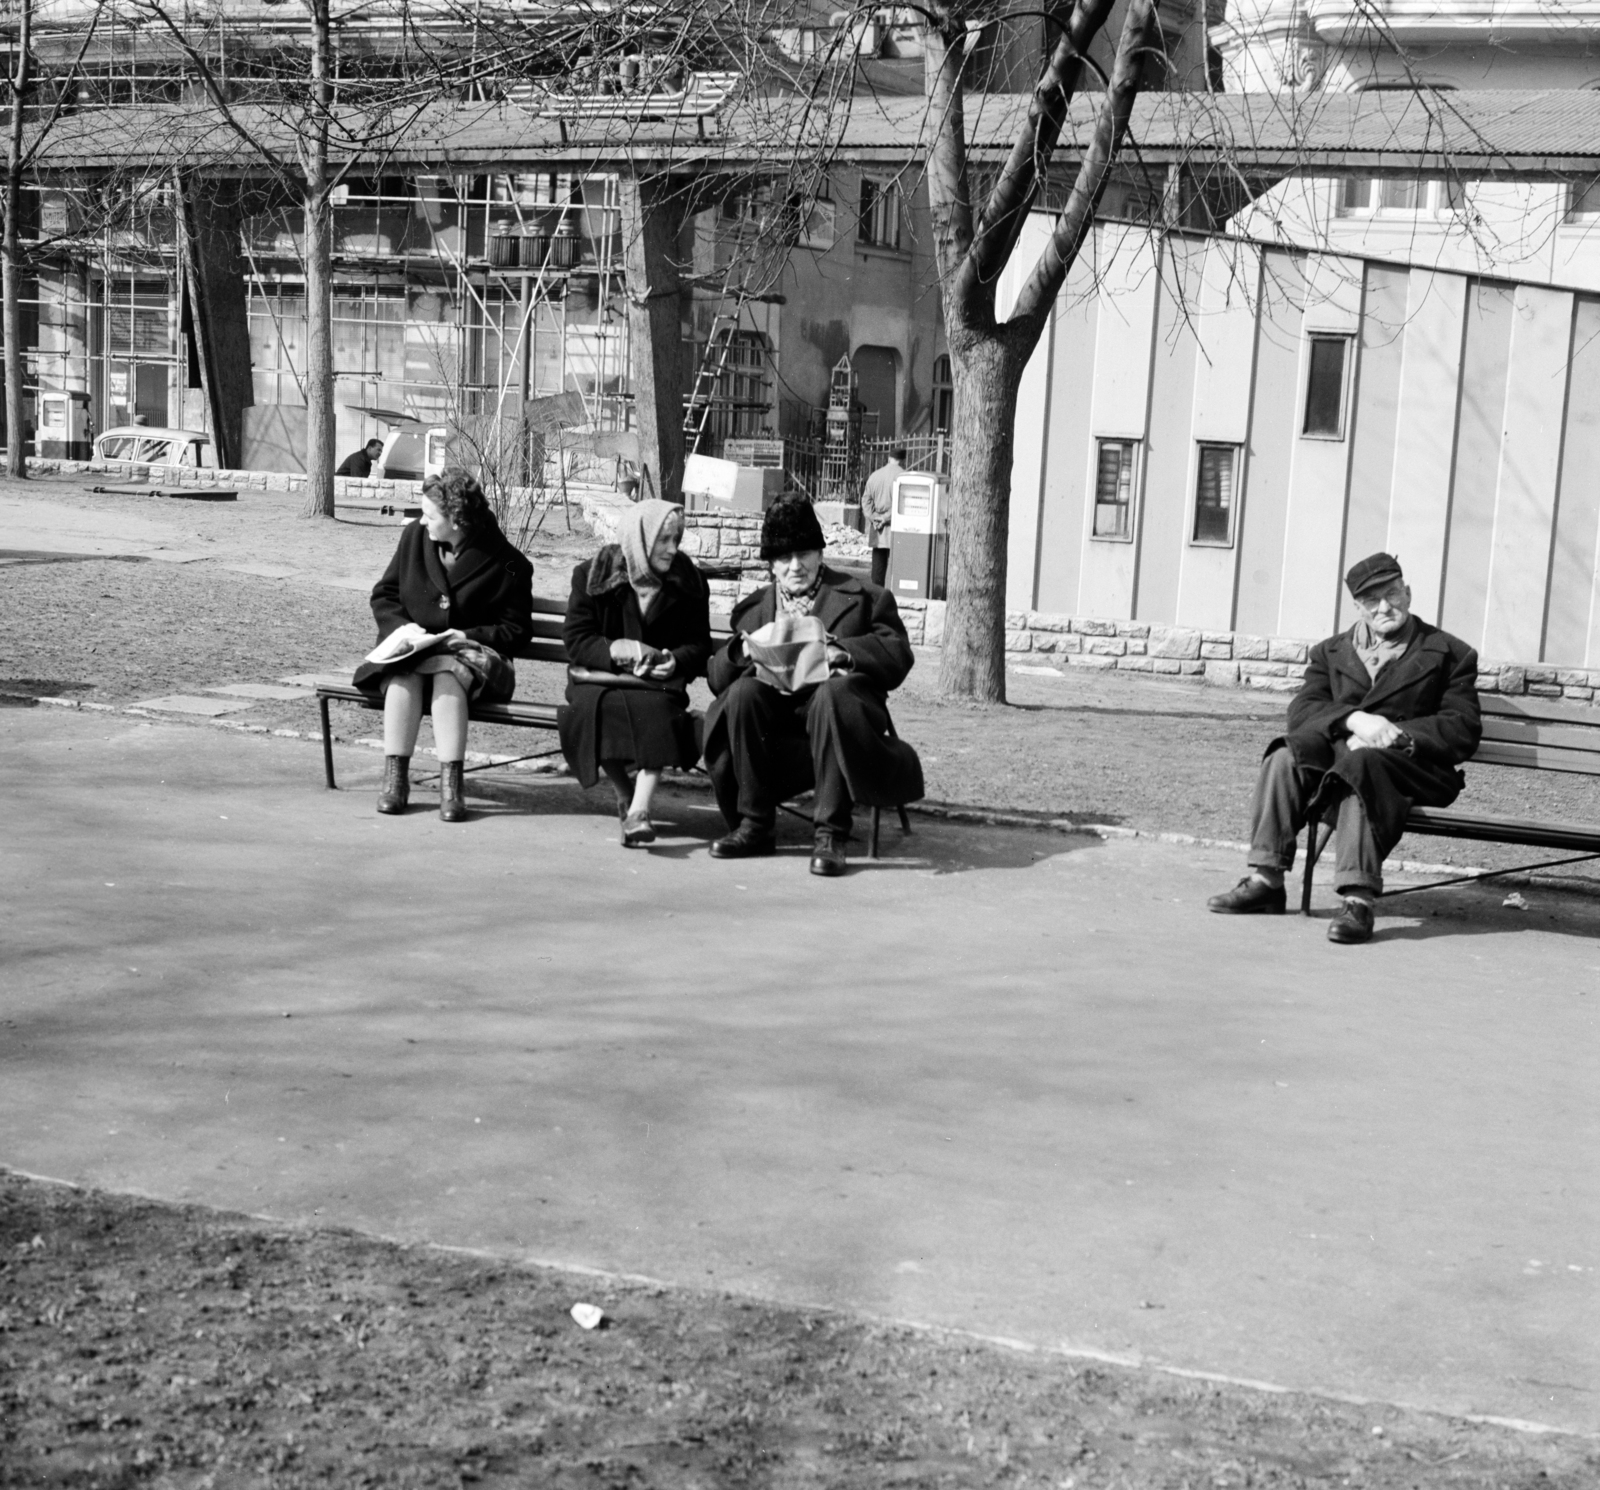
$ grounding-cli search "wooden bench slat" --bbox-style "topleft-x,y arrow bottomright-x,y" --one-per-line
1480,693 -> 1600,725
1471,740 -> 1600,775
1479,716 -> 1600,751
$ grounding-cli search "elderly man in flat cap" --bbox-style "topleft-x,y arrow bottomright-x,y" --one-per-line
702,497 -> 924,876
1209,552 -> 1482,943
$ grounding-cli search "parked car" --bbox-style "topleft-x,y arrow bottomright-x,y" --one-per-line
374,424 -> 449,482
94,426 -> 217,469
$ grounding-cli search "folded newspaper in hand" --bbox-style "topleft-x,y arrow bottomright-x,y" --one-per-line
745,614 -> 830,693
364,623 -> 451,666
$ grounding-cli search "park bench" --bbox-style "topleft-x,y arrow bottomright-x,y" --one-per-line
1301,693 -> 1600,910
313,594 -> 913,857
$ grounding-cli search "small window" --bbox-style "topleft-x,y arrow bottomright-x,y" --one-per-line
1569,179 -> 1600,219
1335,177 -> 1374,216
1378,177 -> 1421,212
932,353 -> 952,433
1193,443 -> 1239,545
1093,439 -> 1137,540
1302,336 -> 1350,439
857,177 -> 902,250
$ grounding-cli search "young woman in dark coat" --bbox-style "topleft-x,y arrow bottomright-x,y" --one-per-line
558,499 -> 711,846
352,468 -> 534,822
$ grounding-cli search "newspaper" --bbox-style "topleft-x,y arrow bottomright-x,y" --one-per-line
744,614 -> 830,693
364,623 -> 452,666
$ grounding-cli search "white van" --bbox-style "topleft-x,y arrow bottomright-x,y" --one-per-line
375,425 -> 449,483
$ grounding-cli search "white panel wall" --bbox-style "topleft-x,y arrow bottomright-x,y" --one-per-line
1277,254 -> 1364,639
1176,239 -> 1262,631
1385,270 -> 1467,626
1483,284 -> 1575,659
1078,226 -> 1159,620
1002,215 -> 1058,613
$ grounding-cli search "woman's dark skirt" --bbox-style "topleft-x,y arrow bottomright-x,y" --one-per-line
558,680 -> 701,788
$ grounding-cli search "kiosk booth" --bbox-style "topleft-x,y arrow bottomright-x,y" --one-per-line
886,472 -> 949,601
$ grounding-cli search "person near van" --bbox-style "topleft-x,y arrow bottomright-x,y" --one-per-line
352,468 -> 534,823
337,437 -> 385,478
860,445 -> 906,588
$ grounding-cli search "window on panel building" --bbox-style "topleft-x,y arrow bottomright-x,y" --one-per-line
1302,335 -> 1350,438
857,177 -> 903,250
1093,439 -> 1138,540
1192,443 -> 1240,545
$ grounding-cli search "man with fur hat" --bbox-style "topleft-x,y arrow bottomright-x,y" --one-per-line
702,497 -> 924,875
1208,552 -> 1481,943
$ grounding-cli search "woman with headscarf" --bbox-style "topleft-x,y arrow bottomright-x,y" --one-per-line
353,467 -> 533,823
558,500 -> 712,846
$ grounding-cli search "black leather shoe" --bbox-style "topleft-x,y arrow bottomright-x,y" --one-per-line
1207,875 -> 1287,914
809,828 -> 848,877
1327,897 -> 1375,944
439,761 -> 468,823
710,821 -> 776,859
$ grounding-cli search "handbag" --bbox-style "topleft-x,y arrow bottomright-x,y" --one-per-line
566,665 -> 687,694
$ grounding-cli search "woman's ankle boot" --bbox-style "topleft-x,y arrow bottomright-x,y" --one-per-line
377,755 -> 410,814
439,760 -> 467,823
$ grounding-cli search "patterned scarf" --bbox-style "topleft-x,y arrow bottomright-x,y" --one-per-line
776,570 -> 825,617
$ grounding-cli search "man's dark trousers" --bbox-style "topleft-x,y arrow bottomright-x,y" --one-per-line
1247,746 -> 1384,895
708,674 -> 890,833
870,548 -> 889,587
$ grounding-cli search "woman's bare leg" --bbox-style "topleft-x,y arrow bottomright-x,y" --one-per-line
430,673 -> 470,763
629,768 -> 660,816
382,674 -> 425,757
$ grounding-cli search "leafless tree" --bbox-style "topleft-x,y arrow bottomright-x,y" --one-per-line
1,0 -> 110,478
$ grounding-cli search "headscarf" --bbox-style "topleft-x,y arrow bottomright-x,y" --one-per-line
617,498 -> 683,616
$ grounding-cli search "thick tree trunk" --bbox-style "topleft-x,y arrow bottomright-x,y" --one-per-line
618,174 -> 685,504
302,181 -> 336,516
301,0 -> 336,517
937,334 -> 1024,703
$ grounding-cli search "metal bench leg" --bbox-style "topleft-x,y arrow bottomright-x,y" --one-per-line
870,806 -> 881,859
1301,815 -> 1333,915
320,695 -> 337,790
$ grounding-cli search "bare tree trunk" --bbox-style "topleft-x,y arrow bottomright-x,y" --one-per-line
938,334 -> 1024,701
4,0 -> 31,480
302,0 -> 336,517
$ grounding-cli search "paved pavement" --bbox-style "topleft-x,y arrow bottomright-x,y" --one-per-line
3,704 -> 1597,1433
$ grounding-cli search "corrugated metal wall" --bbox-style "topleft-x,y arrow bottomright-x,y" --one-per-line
1003,218 -> 1600,666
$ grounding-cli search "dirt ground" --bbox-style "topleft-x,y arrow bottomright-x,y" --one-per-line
3,1172 -> 1595,1490
3,474 -> 1597,874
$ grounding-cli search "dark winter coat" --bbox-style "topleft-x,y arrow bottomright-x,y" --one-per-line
1278,617 -> 1483,853
703,566 -> 923,809
556,547 -> 713,787
352,517 -> 534,697
561,546 -> 713,682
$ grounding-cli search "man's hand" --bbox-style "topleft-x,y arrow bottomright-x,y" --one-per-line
825,641 -> 854,676
1346,710 -> 1405,750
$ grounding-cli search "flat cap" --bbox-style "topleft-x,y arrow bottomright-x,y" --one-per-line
1345,551 -> 1404,596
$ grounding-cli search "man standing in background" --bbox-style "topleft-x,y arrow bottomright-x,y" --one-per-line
860,445 -> 905,589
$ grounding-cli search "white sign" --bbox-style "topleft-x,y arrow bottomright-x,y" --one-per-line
682,453 -> 739,504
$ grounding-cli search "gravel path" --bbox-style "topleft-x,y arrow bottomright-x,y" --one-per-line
6,478 -> 1599,881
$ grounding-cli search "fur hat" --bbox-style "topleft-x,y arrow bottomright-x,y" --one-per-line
759,498 -> 826,560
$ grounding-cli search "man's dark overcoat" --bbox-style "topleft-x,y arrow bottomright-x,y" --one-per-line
702,565 -> 924,821
557,546 -> 712,788
1278,617 -> 1482,853
352,518 -> 534,698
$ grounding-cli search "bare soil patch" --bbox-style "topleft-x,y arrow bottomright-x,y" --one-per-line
4,1172 -> 1594,1489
